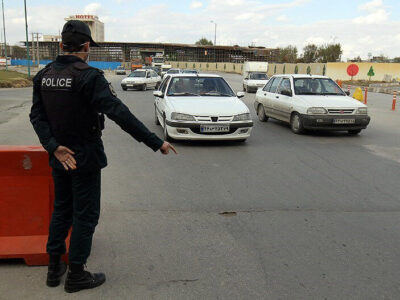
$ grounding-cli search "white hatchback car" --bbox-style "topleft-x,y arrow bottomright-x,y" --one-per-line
154,74 -> 253,141
254,74 -> 371,134
121,69 -> 161,91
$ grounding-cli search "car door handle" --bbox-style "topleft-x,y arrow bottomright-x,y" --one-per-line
264,93 -> 267,96
276,96 -> 279,99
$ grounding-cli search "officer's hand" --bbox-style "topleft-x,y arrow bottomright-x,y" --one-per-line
160,142 -> 177,155
54,146 -> 77,170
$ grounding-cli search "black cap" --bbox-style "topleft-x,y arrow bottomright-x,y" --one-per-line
62,20 -> 100,48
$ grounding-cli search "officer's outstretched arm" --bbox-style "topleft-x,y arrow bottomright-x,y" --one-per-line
84,71 -> 165,152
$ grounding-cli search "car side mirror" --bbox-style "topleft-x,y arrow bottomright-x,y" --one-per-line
147,74 -> 151,78
153,91 -> 164,98
237,91 -> 245,98
345,91 -> 350,96
244,77 -> 249,80
281,89 -> 292,97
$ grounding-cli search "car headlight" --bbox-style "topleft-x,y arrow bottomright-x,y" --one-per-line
307,107 -> 328,115
233,113 -> 251,121
356,107 -> 368,114
171,112 -> 196,121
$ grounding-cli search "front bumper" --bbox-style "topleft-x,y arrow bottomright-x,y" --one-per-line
121,82 -> 145,89
165,120 -> 253,140
301,114 -> 371,131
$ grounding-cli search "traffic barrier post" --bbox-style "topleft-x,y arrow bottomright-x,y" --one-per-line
364,87 -> 368,105
392,91 -> 397,111
0,146 -> 69,265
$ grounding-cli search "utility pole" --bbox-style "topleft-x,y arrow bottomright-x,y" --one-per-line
2,0 -> 8,70
31,32 -> 35,65
36,32 -> 40,67
24,0 -> 30,77
210,20 -> 217,45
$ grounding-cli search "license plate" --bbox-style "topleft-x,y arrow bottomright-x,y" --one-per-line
200,125 -> 230,133
333,119 -> 355,124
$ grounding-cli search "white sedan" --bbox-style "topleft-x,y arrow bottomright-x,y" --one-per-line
254,74 -> 371,134
121,69 -> 161,91
154,74 -> 253,141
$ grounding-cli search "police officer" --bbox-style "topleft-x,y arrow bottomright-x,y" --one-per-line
29,20 -> 177,293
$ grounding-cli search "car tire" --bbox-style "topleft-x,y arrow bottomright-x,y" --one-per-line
142,84 -> 147,91
237,139 -> 247,143
122,87 -> 127,91
257,105 -> 268,122
348,129 -> 361,135
290,113 -> 305,134
163,117 -> 172,142
155,106 -> 160,125
243,85 -> 247,92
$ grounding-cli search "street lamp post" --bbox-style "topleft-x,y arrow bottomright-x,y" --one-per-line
1,0 -> 7,70
210,20 -> 216,45
24,0 -> 30,77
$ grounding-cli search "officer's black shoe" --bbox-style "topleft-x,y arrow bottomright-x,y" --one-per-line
46,255 -> 67,287
64,265 -> 106,293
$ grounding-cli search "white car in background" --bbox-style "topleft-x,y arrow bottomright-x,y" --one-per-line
162,68 -> 181,79
254,74 -> 371,134
243,72 -> 269,93
115,66 -> 126,75
154,74 -> 253,141
121,69 -> 161,91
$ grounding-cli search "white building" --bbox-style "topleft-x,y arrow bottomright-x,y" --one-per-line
43,35 -> 61,42
64,15 -> 104,42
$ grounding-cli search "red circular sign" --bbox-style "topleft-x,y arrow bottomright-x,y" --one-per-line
347,64 -> 359,77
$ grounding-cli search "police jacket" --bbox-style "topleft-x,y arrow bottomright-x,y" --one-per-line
30,55 -> 163,171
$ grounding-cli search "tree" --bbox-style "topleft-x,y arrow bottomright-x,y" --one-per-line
195,37 -> 213,46
303,44 -> 318,63
278,45 -> 298,63
294,65 -> 298,74
274,65 -> 277,74
367,66 -> 375,81
306,65 -> 311,75
317,43 -> 342,63
322,64 -> 326,76
393,57 -> 400,63
283,64 -> 286,74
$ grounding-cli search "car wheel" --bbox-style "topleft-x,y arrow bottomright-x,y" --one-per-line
163,117 -> 172,142
243,85 -> 247,92
290,113 -> 305,134
348,129 -> 361,135
142,84 -> 147,91
257,105 -> 268,122
237,139 -> 247,143
122,87 -> 127,91
155,106 -> 160,125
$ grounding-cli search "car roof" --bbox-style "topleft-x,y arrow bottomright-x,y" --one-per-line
273,74 -> 329,79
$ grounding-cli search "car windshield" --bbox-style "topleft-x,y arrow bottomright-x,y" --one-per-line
162,68 -> 171,72
249,73 -> 268,80
167,69 -> 180,74
294,78 -> 345,96
183,70 -> 197,74
117,66 -> 124,70
129,71 -> 146,78
153,58 -> 164,63
167,77 -> 235,97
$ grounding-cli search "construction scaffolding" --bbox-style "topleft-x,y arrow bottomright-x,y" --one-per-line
21,41 -> 280,63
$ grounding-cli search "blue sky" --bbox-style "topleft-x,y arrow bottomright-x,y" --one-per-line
2,0 -> 400,59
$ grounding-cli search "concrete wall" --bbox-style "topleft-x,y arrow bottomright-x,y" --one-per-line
326,62 -> 400,81
167,61 -> 400,82
11,59 -> 122,70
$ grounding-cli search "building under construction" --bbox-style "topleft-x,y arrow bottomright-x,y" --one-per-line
22,41 -> 280,63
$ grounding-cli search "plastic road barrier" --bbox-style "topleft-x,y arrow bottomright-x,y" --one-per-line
353,87 -> 364,102
0,146 -> 69,265
364,87 -> 368,105
392,91 -> 397,111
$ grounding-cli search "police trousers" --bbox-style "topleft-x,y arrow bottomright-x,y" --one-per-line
46,169 -> 101,265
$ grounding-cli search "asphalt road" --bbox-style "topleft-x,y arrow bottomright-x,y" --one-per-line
1,71 -> 400,300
